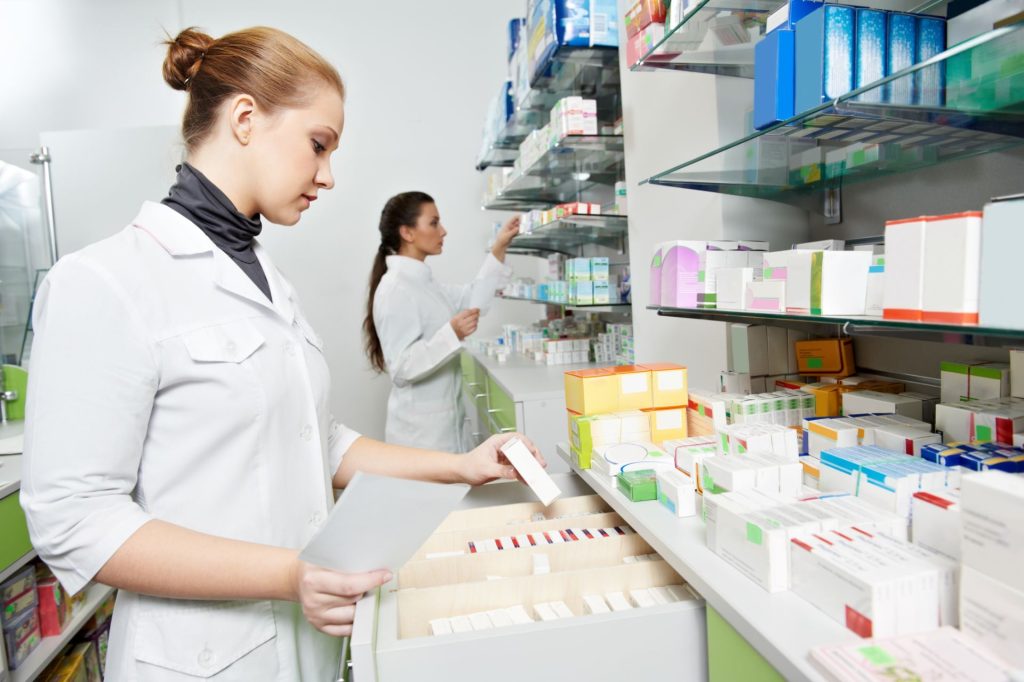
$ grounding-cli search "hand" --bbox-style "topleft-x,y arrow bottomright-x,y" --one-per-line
494,216 -> 521,249
290,556 -> 392,637
450,308 -> 480,340
458,432 -> 547,486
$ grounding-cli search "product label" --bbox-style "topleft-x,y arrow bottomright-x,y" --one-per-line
656,410 -> 683,430
621,373 -> 649,395
658,370 -> 685,391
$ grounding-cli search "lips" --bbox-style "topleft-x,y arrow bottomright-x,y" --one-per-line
302,194 -> 317,202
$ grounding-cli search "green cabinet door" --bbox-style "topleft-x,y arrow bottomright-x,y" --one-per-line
0,492 -> 33,573
485,375 -> 517,433
707,607 -> 785,682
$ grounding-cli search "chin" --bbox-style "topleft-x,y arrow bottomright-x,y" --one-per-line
265,209 -> 302,227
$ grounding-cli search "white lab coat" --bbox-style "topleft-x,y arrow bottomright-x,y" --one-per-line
21,201 -> 360,681
373,254 -> 510,452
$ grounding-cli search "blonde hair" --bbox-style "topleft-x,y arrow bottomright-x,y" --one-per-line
163,26 -> 344,151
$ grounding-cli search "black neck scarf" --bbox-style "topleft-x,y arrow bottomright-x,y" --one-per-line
162,162 -> 272,301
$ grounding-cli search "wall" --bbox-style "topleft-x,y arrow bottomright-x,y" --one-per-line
2,0 -> 538,441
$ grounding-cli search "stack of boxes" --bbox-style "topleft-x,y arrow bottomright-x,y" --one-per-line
624,0 -> 667,67
2,565 -> 40,671
652,241 -> 768,310
754,0 -> 947,131
594,324 -> 635,365
958,471 -> 1024,670
518,202 -> 603,235
514,96 -> 599,174
567,257 -> 613,305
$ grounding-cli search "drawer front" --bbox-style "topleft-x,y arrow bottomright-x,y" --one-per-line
485,375 -> 517,432
0,492 -> 32,574
374,598 -> 707,681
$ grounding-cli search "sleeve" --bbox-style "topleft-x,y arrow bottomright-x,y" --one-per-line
20,255 -> 158,595
327,418 -> 362,477
439,253 -> 513,315
374,280 -> 463,388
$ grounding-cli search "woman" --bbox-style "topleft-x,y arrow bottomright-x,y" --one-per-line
364,193 -> 519,452
20,27 -> 542,680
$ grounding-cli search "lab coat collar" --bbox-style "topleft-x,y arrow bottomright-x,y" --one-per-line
133,201 -> 296,323
385,255 -> 432,283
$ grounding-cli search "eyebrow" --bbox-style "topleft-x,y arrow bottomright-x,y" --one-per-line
316,125 -> 340,144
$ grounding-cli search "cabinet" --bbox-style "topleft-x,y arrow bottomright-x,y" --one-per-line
351,475 -> 708,682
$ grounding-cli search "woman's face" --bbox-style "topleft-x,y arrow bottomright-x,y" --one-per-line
250,87 -> 345,226
402,202 -> 447,257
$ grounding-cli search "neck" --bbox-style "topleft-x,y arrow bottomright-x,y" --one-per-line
188,147 -> 256,218
397,246 -> 428,262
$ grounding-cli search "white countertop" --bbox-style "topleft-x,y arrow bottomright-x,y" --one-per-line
556,443 -> 856,682
0,454 -> 21,499
467,347 -> 598,403
0,420 -> 24,456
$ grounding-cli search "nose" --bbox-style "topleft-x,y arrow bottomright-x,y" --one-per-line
440,225 -> 448,238
315,160 -> 335,191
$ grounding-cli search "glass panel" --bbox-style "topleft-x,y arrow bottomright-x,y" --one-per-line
500,295 -> 631,312
633,0 -> 951,76
511,214 -> 629,252
0,150 -> 49,366
643,24 -> 1024,209
482,135 -> 625,211
651,305 -> 1024,341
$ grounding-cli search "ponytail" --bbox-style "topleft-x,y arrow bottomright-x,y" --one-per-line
363,191 -> 435,373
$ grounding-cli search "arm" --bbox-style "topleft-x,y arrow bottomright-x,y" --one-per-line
439,216 -> 518,312
333,432 -> 546,490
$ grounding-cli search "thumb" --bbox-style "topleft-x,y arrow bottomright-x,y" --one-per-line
347,568 -> 393,594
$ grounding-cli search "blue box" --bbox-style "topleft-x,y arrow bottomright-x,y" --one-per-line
886,12 -> 918,105
786,0 -> 824,28
755,27 -> 796,129
915,16 -> 947,106
854,8 -> 888,100
508,19 -> 524,62
528,1 -> 617,83
795,5 -> 855,113
589,0 -> 619,47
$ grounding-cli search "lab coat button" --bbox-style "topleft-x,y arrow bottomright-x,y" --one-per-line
310,512 -> 323,525
286,342 -> 297,357
198,648 -> 214,667
301,425 -> 313,441
225,341 -> 237,353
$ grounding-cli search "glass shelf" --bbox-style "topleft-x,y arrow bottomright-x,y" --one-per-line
511,214 -> 630,253
500,295 -> 631,313
631,0 -> 783,77
650,305 -> 1024,345
631,0 -> 950,76
642,25 -> 1024,211
482,135 -> 625,210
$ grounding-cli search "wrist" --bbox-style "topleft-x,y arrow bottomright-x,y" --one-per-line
280,549 -> 301,602
491,244 -> 508,262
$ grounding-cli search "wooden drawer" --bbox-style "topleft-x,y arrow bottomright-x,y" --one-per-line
356,561 -> 706,682
432,494 -> 611,533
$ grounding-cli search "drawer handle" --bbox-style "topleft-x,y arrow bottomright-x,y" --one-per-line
473,393 -> 487,399
486,408 -> 503,414
499,427 -> 516,433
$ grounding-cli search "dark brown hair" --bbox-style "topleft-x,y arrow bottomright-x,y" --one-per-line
363,192 -> 436,373
162,26 -> 345,151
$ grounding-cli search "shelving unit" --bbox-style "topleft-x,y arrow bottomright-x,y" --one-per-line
640,24 -> 1024,211
649,305 -> 1024,346
555,444 -> 851,682
11,583 -> 115,682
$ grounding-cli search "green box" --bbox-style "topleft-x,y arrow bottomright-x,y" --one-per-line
616,469 -> 658,502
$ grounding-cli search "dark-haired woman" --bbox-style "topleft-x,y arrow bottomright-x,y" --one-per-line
364,192 -> 519,452
20,27 -> 541,680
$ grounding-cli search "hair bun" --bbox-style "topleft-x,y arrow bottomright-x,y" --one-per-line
163,27 -> 215,91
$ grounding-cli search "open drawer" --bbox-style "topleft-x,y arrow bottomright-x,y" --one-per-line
352,476 -> 707,682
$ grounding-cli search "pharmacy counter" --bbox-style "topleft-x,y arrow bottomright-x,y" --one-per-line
466,347 -> 595,403
0,453 -> 20,501
555,444 -> 857,682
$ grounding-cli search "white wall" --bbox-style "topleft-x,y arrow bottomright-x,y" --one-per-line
2,0 -> 538,440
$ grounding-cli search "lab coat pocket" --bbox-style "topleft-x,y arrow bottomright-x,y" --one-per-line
134,598 -> 277,678
182,320 -> 265,363
294,314 -> 325,353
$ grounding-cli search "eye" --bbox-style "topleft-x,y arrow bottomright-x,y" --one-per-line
312,139 -> 326,154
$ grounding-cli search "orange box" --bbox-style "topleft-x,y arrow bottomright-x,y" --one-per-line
640,363 -> 688,408
794,338 -> 856,377
564,368 -> 618,415
643,405 -> 688,443
801,383 -> 843,417
612,366 -> 654,410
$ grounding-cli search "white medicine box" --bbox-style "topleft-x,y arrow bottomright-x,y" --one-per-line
352,482 -> 707,682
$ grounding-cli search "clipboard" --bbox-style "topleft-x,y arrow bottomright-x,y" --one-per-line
299,472 -> 470,574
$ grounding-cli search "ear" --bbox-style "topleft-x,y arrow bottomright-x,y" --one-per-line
398,225 -> 416,244
227,94 -> 257,146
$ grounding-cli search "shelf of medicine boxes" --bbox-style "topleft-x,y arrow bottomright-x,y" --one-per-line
647,304 -> 1024,346
640,24 -> 1024,213
631,0 -> 946,76
476,59 -> 623,171
497,295 -> 631,313
554,443 -> 853,682
12,583 -> 117,682
508,214 -> 630,254
481,135 -> 626,211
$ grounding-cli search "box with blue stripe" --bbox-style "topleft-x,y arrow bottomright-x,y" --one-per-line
855,8 -> 887,101
754,27 -> 796,129
886,12 -> 917,105
916,16 -> 947,106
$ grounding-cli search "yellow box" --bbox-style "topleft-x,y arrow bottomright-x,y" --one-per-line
801,383 -> 843,417
569,411 -> 623,466
640,362 -> 689,408
794,338 -> 856,377
644,406 -> 688,443
564,368 -> 619,415
612,365 -> 654,410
